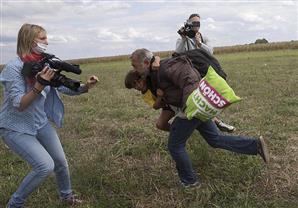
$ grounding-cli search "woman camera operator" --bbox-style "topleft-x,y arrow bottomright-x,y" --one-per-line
0,23 -> 98,207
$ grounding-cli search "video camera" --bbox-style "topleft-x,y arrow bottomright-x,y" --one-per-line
177,20 -> 200,38
22,53 -> 82,91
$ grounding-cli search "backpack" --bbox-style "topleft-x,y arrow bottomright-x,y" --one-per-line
172,48 -> 227,80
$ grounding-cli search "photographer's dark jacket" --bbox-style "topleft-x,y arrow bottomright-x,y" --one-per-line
0,57 -> 87,135
148,55 -> 201,109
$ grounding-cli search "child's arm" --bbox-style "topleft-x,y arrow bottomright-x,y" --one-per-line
153,89 -> 165,110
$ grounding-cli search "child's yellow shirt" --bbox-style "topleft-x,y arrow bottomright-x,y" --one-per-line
142,90 -> 156,107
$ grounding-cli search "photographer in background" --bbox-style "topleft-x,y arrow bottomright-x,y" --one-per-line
176,13 -> 213,54
176,13 -> 236,133
0,23 -> 98,208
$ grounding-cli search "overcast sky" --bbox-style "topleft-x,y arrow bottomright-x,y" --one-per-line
1,0 -> 297,64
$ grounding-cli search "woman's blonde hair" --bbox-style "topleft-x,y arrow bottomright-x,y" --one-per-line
17,23 -> 46,56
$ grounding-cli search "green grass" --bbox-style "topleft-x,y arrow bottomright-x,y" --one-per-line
0,49 -> 298,207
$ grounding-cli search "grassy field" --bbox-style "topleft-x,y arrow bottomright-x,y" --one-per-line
0,49 -> 298,207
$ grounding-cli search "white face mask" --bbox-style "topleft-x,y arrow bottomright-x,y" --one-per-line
32,42 -> 47,54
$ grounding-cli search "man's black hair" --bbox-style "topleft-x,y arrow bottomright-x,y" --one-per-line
124,70 -> 141,89
188,13 -> 200,19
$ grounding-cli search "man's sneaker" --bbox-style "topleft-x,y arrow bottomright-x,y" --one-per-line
61,194 -> 83,206
215,120 -> 236,133
181,181 -> 201,189
258,136 -> 269,164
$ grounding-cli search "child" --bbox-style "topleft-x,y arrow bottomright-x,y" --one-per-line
125,69 -> 175,131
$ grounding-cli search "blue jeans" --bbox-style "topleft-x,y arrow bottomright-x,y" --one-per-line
1,122 -> 72,208
168,117 -> 259,185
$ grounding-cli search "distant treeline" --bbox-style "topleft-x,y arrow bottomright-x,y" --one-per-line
213,40 -> 298,54
1,40 -> 297,70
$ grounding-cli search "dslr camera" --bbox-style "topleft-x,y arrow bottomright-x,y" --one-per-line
177,20 -> 200,38
22,53 -> 82,91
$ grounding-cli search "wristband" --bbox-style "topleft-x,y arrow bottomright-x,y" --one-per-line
32,86 -> 41,94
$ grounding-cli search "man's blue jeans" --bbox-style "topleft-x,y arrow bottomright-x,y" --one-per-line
168,117 -> 259,185
1,122 -> 72,208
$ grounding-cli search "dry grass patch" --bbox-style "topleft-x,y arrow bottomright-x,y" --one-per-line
259,135 -> 298,199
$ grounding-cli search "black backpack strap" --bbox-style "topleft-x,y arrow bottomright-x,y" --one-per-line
186,38 -> 190,51
199,33 -> 204,43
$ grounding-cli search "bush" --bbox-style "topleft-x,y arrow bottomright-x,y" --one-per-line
255,38 -> 269,44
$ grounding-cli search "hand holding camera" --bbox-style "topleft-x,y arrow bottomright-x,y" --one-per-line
22,53 -> 82,91
177,20 -> 200,39
177,24 -> 196,38
177,26 -> 187,39
32,66 -> 55,92
36,66 -> 55,82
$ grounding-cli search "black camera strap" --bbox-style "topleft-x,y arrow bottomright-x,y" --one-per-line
36,74 -> 51,86
186,38 -> 190,51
